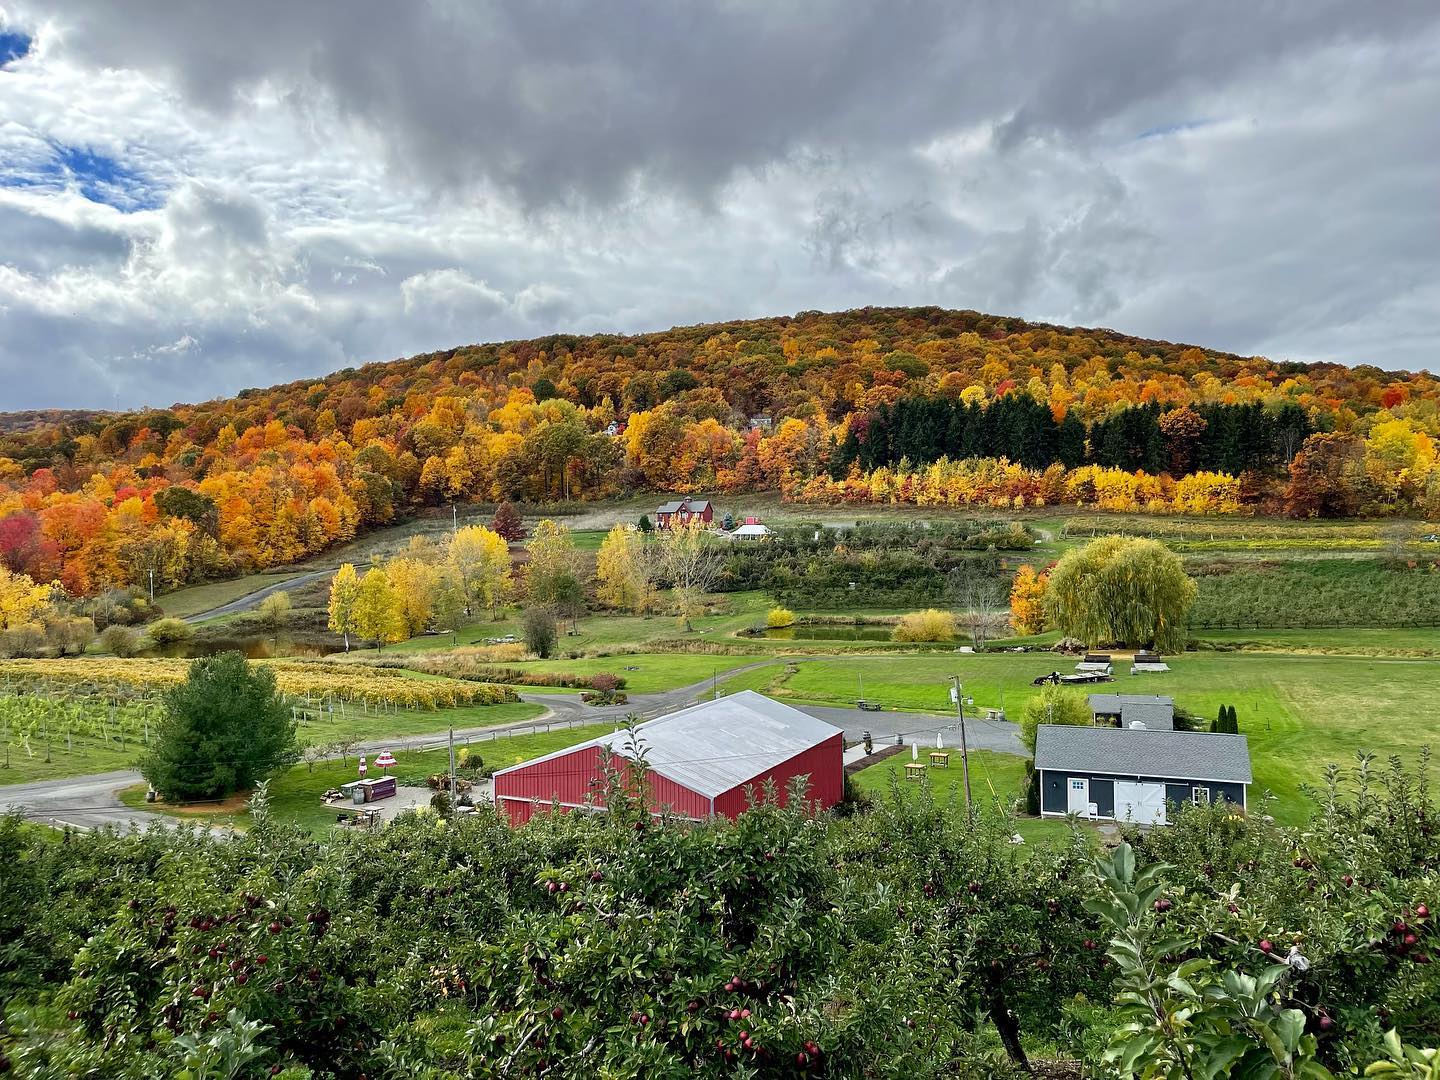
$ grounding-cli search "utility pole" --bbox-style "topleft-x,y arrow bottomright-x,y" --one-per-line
148,567 -> 155,604
448,727 -> 457,814
452,505 -> 458,535
950,675 -> 973,822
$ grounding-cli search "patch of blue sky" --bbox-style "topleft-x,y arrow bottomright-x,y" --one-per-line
1135,119 -> 1213,140
0,141 -> 167,212
0,29 -> 31,66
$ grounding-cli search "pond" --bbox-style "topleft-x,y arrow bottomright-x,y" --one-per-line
142,636 -> 333,660
761,625 -> 895,641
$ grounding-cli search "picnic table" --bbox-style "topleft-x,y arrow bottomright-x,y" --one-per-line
904,762 -> 926,782
929,751 -> 950,768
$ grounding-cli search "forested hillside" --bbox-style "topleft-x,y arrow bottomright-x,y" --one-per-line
1,306 -> 1437,595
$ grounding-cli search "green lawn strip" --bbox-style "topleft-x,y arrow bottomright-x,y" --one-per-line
851,749 -> 1077,844
1194,626 -> 1440,656
123,722 -> 619,833
762,652 -> 1440,824
460,653 -> 764,695
289,700 -> 544,749
0,741 -> 140,786
155,571 -> 308,619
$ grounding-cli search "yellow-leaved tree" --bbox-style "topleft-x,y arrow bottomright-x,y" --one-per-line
446,524 -> 511,619
353,567 -> 406,650
0,565 -> 53,631
595,524 -> 652,613
327,563 -> 362,651
1008,565 -> 1048,636
384,557 -> 438,637
525,519 -> 579,605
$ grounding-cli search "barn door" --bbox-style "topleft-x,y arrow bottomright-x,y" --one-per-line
1114,781 -> 1167,826
1066,777 -> 1090,815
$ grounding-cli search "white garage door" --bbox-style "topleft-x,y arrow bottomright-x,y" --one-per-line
1114,781 -> 1167,826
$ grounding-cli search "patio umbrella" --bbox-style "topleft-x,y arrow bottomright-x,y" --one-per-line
374,750 -> 397,773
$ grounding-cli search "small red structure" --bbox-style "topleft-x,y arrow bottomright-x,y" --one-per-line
492,691 -> 844,825
654,498 -> 713,529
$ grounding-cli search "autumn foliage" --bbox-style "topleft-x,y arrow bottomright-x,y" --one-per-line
1,307 -> 1437,596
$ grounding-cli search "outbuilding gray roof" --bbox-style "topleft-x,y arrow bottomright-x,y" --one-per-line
1089,693 -> 1174,713
493,691 -> 842,799
1034,725 -> 1252,784
1089,694 -> 1175,730
656,500 -> 686,514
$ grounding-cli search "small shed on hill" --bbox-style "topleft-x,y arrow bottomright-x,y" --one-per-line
492,691 -> 844,825
1035,725 -> 1251,826
1088,693 -> 1175,731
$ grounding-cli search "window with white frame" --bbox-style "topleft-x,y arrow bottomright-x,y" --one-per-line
1192,786 -> 1210,805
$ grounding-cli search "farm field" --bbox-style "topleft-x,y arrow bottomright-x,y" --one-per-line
1188,559 -> 1440,629
725,650 -> 1440,824
0,689 -> 543,786
1193,626 -> 1440,655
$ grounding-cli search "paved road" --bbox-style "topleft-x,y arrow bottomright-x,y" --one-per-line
0,658 -> 1021,830
2,769 -> 160,831
183,567 -> 345,623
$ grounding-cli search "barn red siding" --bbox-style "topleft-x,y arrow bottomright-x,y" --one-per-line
635,761 -> 712,819
712,733 -> 844,819
493,745 -> 608,824
494,745 -> 712,823
495,729 -> 843,826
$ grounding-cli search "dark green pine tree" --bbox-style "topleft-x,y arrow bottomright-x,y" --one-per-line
140,652 -> 299,802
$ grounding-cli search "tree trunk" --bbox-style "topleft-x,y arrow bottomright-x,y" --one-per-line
986,974 -> 1030,1071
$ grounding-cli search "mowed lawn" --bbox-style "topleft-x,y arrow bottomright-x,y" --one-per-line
155,571 -> 308,619
743,651 -> 1440,824
852,749 -> 1062,842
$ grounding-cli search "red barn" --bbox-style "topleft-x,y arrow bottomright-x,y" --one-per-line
654,498 -> 713,528
492,691 -> 844,825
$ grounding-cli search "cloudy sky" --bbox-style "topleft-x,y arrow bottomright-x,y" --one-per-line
0,2 -> 1436,410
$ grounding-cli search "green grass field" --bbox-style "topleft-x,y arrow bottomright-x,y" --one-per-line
494,653 -> 767,694
156,571 -> 308,619
730,651 -> 1440,824
122,722 -> 617,833
851,750 -> 1081,844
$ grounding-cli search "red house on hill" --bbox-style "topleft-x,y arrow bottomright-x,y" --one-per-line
654,498 -> 713,528
491,692 -> 845,825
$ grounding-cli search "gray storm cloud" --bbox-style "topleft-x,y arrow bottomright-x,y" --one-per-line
0,0 -> 1436,408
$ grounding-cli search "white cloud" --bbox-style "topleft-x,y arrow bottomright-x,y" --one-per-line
0,1 -> 1436,408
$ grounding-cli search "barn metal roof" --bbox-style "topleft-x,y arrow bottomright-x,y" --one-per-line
1034,725 -> 1252,784
492,691 -> 843,798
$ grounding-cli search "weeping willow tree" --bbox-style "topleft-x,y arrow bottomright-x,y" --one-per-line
1043,535 -> 1196,652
